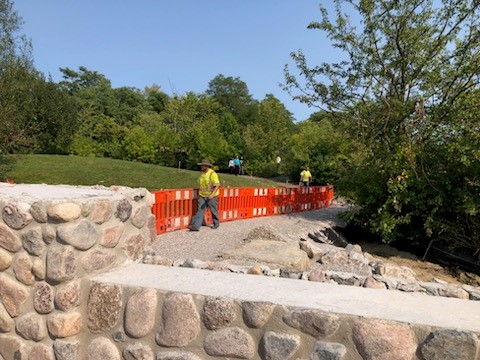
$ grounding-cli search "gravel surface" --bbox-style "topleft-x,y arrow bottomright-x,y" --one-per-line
150,200 -> 351,261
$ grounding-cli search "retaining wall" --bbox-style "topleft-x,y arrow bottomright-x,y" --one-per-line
0,184 -> 155,359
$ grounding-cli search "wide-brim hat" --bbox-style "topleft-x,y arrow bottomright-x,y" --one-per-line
197,159 -> 213,167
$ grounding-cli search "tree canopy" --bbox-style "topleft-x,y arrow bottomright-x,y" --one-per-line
284,0 -> 480,253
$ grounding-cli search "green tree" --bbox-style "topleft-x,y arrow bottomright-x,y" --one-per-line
144,84 -> 169,114
122,126 -> 156,163
0,0 -> 34,153
69,110 -> 126,158
112,86 -> 148,125
206,74 -> 258,127
284,0 -> 480,251
31,77 -> 79,153
286,113 -> 352,185
0,0 -> 78,156
161,93 -> 229,168
242,94 -> 295,176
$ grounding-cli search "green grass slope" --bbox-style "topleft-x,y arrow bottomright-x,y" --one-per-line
1,155 -> 279,191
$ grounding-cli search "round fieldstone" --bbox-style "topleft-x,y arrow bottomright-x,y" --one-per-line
13,252 -> 35,285
114,199 -> 132,222
242,301 -> 276,328
2,202 -> 32,230
0,302 -> 14,332
204,327 -> 255,359
0,334 -> 28,360
53,340 -> 80,360
259,331 -> 301,360
34,281 -> 55,314
47,202 -> 81,222
131,205 -> 149,228
125,288 -> 157,338
156,293 -> 201,347
55,280 -> 81,312
30,343 -> 55,360
352,318 -> 417,360
32,257 -> 46,280
123,343 -> 154,360
30,201 -> 49,223
82,202 -> 93,217
57,219 -> 99,250
420,329 -> 479,360
81,249 -> 117,273
100,224 -> 124,248
112,331 -> 125,342
124,233 -> 147,261
87,283 -> 122,333
0,223 -> 22,252
0,248 -> 12,271
16,312 -> 47,341
90,199 -> 113,224
311,341 -> 347,360
156,351 -> 202,360
46,246 -> 76,283
203,296 -> 236,330
21,226 -> 45,256
47,312 -> 83,338
42,225 -> 56,245
283,309 -> 339,339
0,273 -> 30,317
86,337 -> 120,360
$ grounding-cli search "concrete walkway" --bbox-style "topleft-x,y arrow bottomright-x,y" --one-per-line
94,263 -> 480,333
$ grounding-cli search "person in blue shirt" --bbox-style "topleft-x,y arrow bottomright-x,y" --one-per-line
233,156 -> 240,176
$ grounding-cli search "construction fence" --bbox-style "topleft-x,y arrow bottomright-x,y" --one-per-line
151,185 -> 334,235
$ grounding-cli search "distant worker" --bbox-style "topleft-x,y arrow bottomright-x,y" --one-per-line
276,155 -> 282,165
228,158 -> 234,174
233,156 -> 240,176
239,155 -> 245,175
299,166 -> 312,187
188,159 -> 220,231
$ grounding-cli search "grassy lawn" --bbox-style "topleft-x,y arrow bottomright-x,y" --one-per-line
0,154 -> 280,191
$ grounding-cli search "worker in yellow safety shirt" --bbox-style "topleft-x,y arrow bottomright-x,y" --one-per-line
299,166 -> 312,187
188,159 -> 220,231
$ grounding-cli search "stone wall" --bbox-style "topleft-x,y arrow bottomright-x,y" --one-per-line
73,280 -> 480,360
0,184 -> 155,359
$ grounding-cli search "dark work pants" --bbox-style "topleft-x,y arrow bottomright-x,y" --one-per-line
190,196 -> 220,229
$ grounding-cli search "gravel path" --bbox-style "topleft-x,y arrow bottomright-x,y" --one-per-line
150,200 -> 351,261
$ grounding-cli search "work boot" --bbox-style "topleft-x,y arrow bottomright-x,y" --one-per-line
188,225 -> 199,231
211,223 -> 219,230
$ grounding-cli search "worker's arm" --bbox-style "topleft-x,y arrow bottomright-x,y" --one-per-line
208,183 -> 220,199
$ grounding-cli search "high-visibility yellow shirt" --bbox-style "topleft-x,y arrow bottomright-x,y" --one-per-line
300,170 -> 312,182
198,169 -> 220,197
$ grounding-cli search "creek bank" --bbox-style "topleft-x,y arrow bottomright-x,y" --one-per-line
145,224 -> 480,301
338,223 -> 480,280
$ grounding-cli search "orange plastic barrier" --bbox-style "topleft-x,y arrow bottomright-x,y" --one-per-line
151,185 -> 334,235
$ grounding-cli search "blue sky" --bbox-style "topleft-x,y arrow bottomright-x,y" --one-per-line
14,1 -> 338,121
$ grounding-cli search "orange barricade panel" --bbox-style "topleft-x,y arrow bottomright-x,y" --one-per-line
151,185 -> 335,235
219,187 -> 243,222
163,189 -> 194,232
